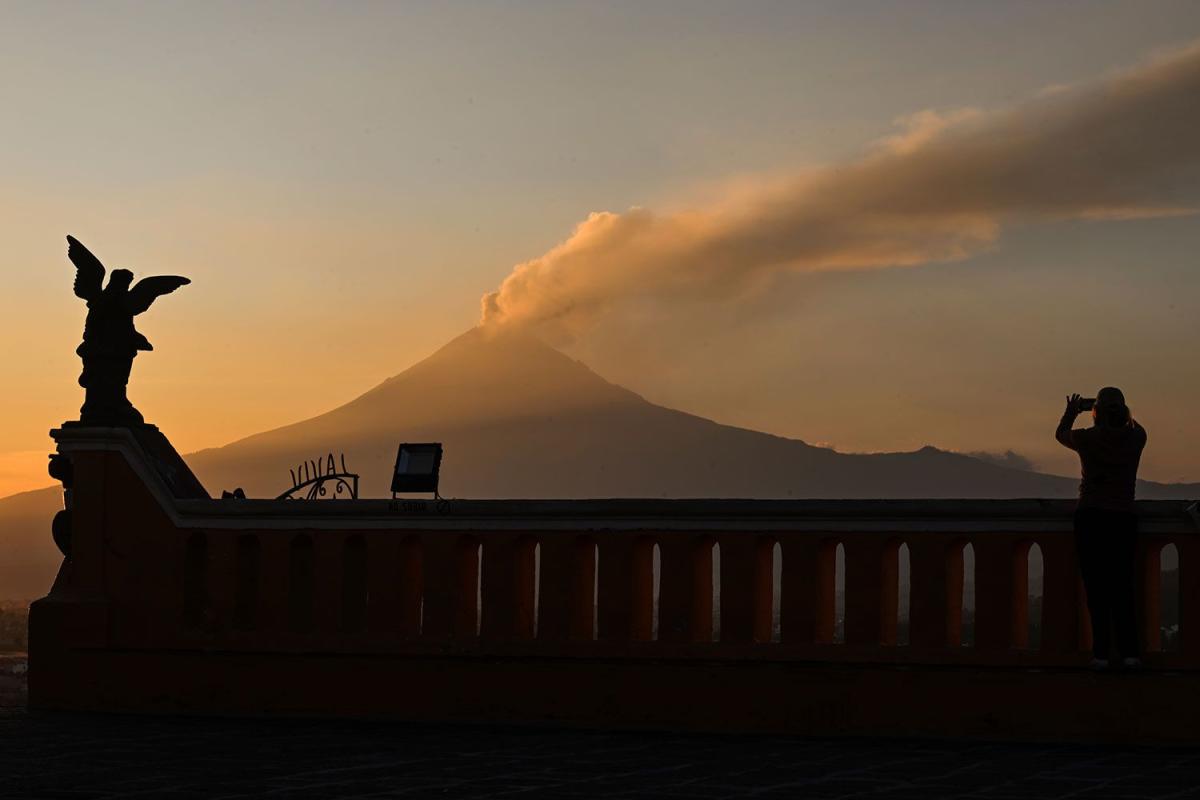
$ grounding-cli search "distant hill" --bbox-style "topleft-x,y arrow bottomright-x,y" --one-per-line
0,487 -> 64,601
2,327 -> 1196,600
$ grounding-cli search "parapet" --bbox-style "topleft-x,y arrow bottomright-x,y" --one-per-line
28,425 -> 1200,742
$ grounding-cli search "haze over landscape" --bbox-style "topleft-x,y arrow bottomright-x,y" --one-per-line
2,3 -> 1200,600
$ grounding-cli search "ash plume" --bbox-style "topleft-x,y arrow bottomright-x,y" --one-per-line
481,40 -> 1200,339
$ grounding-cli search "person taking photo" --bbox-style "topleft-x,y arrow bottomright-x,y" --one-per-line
1056,386 -> 1147,670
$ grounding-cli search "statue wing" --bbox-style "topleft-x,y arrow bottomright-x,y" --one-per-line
67,235 -> 105,301
125,276 -> 191,315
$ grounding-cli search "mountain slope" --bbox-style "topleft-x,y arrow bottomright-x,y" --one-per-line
0,486 -> 63,600
187,328 -> 1082,500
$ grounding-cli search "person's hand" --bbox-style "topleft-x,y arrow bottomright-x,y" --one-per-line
1064,393 -> 1083,416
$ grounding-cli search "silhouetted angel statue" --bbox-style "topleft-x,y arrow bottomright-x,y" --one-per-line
67,235 -> 190,425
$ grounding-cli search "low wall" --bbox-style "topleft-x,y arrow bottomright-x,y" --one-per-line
29,425 -> 1200,741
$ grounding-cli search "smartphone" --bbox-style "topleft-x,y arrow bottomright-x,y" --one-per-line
1079,398 -> 1096,411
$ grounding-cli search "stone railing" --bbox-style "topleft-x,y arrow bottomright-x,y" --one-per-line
156,500 -> 1199,666
29,425 -> 1200,740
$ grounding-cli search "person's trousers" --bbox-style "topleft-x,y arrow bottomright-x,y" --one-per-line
1074,507 -> 1139,660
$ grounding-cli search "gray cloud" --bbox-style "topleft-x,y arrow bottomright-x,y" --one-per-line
481,40 -> 1200,339
967,450 -> 1037,472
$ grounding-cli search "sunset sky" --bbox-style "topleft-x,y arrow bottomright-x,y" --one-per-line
2,1 -> 1199,497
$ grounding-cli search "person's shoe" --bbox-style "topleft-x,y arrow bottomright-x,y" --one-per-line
1088,658 -> 1110,671
1121,657 -> 1144,670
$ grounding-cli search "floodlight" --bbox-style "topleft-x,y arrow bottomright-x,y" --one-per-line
391,442 -> 443,496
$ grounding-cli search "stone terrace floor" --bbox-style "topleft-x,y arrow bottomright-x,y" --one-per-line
3,657 -> 1200,799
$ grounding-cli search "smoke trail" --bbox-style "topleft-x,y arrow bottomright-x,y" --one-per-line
481,40 -> 1200,339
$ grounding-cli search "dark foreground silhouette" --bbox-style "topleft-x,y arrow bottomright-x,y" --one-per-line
67,235 -> 189,425
1057,387 -> 1147,667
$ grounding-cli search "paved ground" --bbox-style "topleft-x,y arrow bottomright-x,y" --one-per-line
0,654 -> 26,708
3,657 -> 1200,799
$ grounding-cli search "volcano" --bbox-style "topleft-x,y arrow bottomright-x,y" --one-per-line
2,327 -> 1196,600
188,327 -> 1079,500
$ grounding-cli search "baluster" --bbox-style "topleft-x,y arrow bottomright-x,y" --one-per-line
341,535 -> 368,634
365,533 -> 400,634
515,538 -> 538,640
207,532 -> 237,636
421,534 -> 477,640
1010,541 -> 1031,649
631,538 -> 656,641
570,537 -> 598,641
1139,538 -> 1164,653
908,536 -> 960,649
1176,536 -> 1200,664
600,536 -> 656,641
287,534 -> 316,634
258,533 -> 290,636
973,537 -> 1022,653
753,538 -> 776,643
480,534 -> 525,640
396,536 -> 423,637
657,533 -> 710,643
842,535 -> 896,646
456,536 -> 482,638
533,535 -> 574,642
232,534 -> 261,633
718,534 -> 771,643
779,535 -> 837,644
596,535 -> 637,642
418,534 -> 458,640
1038,534 -> 1083,658
312,533 -> 341,635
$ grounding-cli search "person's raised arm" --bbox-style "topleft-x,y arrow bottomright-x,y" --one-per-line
1056,393 -> 1083,450
1130,415 -> 1147,446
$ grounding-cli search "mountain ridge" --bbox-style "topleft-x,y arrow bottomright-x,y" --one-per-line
186,327 -> 1053,499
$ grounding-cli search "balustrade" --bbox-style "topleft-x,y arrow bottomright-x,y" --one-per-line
31,428 -> 1200,736
163,521 -> 1200,668
35,428 -> 1200,668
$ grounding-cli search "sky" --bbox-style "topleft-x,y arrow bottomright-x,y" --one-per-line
2,0 -> 1199,497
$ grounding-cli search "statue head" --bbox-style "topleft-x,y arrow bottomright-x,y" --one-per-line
108,269 -> 134,291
